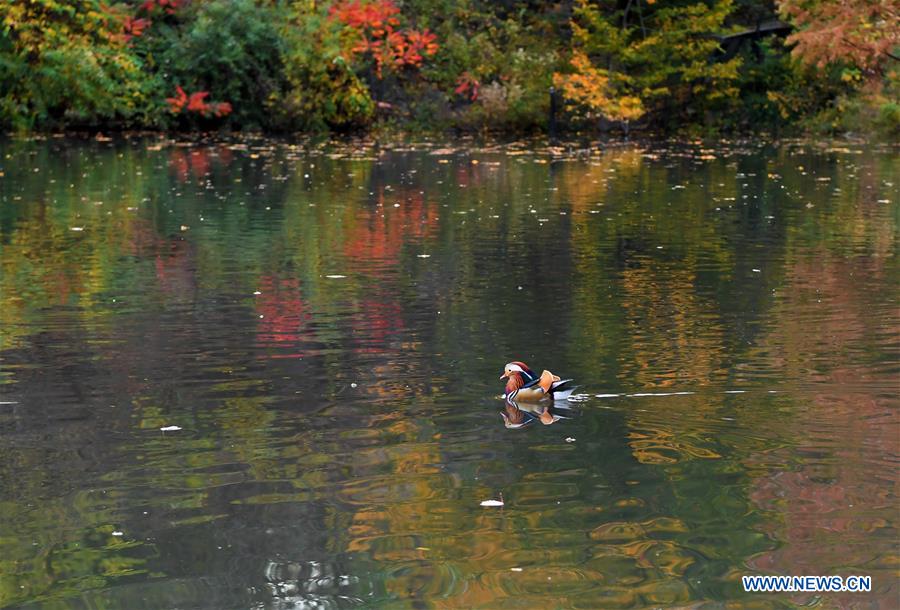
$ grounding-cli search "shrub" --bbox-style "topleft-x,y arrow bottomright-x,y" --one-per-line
0,0 -> 149,130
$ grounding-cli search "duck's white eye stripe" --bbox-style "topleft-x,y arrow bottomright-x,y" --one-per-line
508,363 -> 524,373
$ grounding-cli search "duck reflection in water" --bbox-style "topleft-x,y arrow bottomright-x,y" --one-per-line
501,398 -> 572,429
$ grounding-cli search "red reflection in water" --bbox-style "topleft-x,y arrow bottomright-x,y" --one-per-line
344,191 -> 438,267
254,276 -> 314,358
168,146 -> 233,183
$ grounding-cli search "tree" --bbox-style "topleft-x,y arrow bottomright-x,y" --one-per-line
778,0 -> 900,77
554,0 -> 742,129
0,0 -> 147,129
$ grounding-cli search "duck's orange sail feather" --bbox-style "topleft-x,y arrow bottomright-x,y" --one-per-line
538,370 -> 561,393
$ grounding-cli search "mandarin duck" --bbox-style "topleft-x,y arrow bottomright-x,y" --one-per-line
500,361 -> 576,402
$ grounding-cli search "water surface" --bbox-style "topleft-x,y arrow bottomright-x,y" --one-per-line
0,136 -> 897,609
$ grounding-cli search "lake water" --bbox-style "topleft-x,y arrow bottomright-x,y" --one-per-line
0,136 -> 897,609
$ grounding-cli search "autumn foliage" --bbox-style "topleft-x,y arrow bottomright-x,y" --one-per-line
0,0 -> 897,134
553,51 -> 645,122
166,86 -> 232,118
329,0 -> 438,77
778,0 -> 899,76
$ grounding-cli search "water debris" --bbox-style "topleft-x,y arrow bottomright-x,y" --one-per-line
111,531 -> 124,536
752,268 -> 762,273
565,437 -> 576,443
325,274 -> 347,279
70,226 -> 84,231
253,291 -> 262,295
510,567 -> 523,572
160,425 -> 182,432
417,254 -> 431,258
180,225 -> 190,231
481,494 -> 503,507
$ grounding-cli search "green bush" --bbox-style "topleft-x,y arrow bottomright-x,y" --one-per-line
133,0 -> 285,130
0,0 -> 150,130
276,6 -> 375,131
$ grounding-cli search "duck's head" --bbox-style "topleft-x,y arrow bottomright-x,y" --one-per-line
499,361 -> 530,380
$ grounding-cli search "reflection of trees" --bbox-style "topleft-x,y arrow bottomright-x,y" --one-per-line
744,244 -> 898,605
1,139 -> 897,607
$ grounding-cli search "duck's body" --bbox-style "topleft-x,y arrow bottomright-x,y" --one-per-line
500,361 -> 576,402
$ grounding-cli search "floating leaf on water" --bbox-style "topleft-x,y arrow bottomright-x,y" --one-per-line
160,425 -> 182,432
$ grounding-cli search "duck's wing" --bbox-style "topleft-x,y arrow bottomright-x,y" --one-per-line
549,379 -> 578,400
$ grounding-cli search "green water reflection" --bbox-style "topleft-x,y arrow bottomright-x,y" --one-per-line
0,137 -> 897,609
